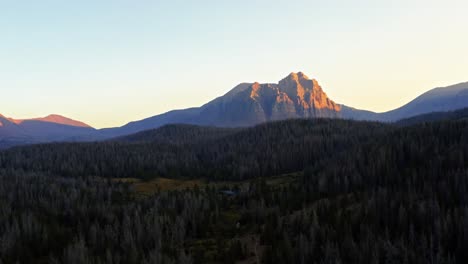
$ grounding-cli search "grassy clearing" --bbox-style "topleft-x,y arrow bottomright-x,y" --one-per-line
264,172 -> 299,186
114,177 -> 205,196
114,171 -> 302,197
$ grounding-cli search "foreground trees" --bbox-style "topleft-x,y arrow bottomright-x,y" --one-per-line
0,172 -> 197,263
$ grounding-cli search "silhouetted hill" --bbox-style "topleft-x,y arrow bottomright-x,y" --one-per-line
115,124 -> 240,144
395,107 -> 468,126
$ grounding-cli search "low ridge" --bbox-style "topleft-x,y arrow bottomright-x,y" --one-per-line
33,114 -> 91,128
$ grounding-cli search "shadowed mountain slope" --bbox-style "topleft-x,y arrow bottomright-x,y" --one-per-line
376,82 -> 468,121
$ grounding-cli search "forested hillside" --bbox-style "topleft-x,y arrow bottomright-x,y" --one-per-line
115,124 -> 240,144
0,119 -> 388,180
1,118 -> 468,263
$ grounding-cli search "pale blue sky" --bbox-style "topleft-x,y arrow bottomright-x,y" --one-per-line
1,0 -> 467,128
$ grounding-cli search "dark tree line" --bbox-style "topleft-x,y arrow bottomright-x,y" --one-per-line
0,119 -> 388,180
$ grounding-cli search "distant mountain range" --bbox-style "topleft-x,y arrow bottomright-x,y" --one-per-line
1,72 -> 468,148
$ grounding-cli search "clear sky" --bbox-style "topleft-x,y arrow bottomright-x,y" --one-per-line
1,0 -> 467,128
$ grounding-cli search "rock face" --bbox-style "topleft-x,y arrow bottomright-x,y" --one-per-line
102,72 -> 344,137
276,72 -> 341,118
195,72 -> 342,126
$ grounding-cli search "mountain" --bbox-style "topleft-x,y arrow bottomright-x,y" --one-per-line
198,72 -> 342,125
102,72 -> 347,137
0,114 -> 96,148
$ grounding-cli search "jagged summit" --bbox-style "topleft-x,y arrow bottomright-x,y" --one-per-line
283,71 -> 309,81
277,72 -> 341,113
194,71 -> 343,127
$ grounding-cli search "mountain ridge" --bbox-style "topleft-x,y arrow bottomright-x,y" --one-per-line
2,72 -> 468,148
0,114 -> 92,128
375,81 -> 468,121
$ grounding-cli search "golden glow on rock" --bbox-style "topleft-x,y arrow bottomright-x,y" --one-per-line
247,72 -> 341,116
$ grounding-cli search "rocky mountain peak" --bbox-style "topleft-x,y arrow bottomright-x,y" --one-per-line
274,72 -> 341,112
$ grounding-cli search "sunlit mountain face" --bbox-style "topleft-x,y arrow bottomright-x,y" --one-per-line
197,72 -> 343,125
98,72 -> 347,137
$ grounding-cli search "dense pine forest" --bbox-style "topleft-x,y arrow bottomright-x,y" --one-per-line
1,118 -> 468,263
